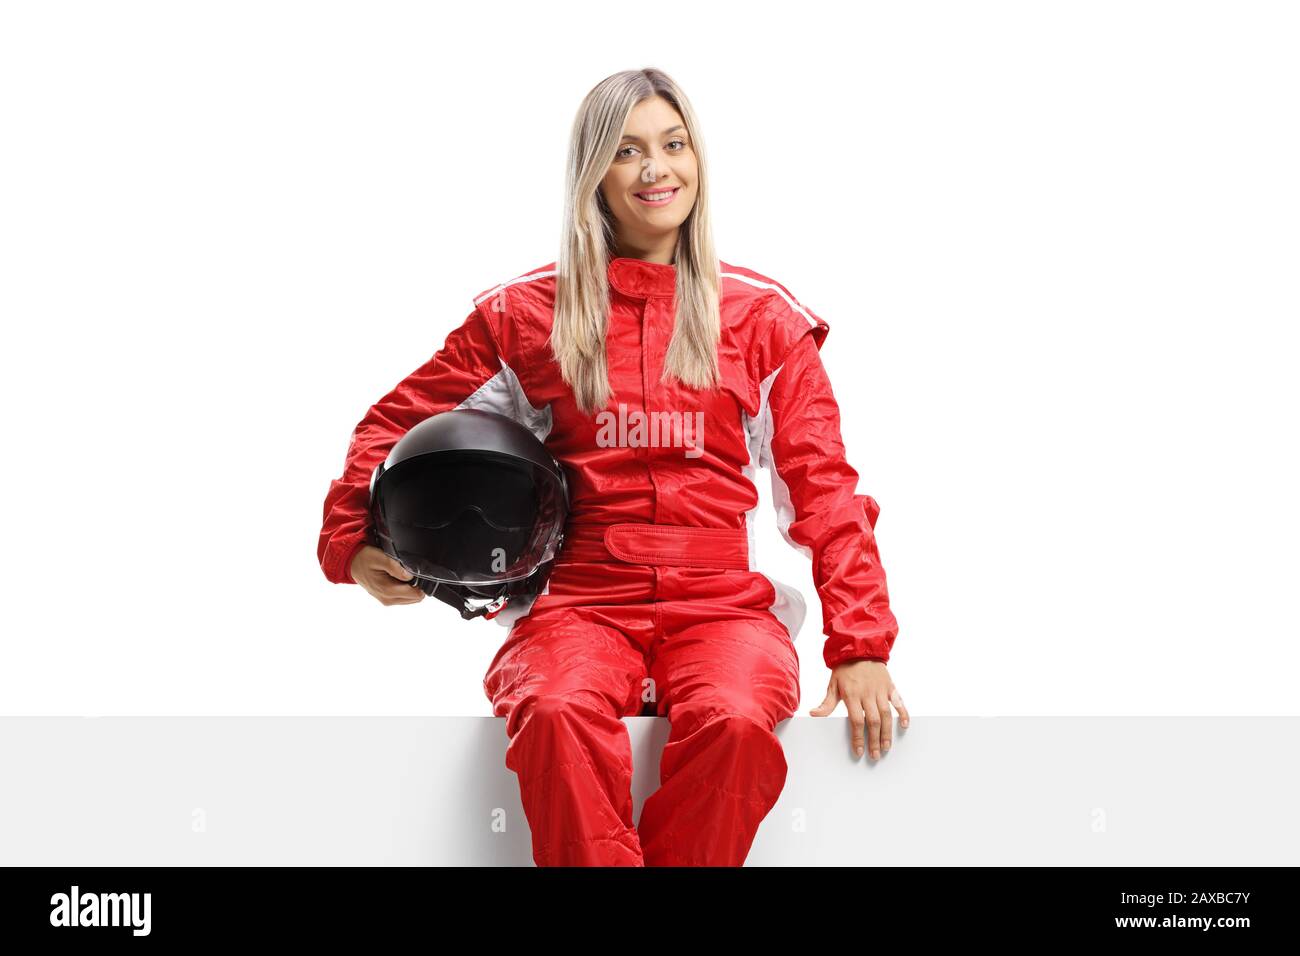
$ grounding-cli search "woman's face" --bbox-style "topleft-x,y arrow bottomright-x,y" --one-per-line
599,95 -> 698,258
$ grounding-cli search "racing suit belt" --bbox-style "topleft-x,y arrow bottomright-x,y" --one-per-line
555,522 -> 750,570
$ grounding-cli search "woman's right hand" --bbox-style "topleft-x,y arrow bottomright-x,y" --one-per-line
350,545 -> 427,605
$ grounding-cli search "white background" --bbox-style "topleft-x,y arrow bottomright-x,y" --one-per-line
2,0 -> 1296,717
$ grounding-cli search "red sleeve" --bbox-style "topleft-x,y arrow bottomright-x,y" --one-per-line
759,295 -> 900,669
317,305 -> 505,584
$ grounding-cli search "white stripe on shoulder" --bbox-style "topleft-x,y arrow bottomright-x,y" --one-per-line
473,269 -> 557,307
721,271 -> 819,328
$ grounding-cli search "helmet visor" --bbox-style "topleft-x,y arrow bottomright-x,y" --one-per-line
373,451 -> 565,586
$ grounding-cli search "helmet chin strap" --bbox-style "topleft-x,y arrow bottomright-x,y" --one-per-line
469,594 -> 509,619
414,577 -> 509,620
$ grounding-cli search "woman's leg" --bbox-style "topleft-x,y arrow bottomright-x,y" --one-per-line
483,607 -> 651,867
637,614 -> 801,866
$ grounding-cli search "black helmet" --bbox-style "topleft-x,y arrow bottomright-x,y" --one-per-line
367,408 -> 569,619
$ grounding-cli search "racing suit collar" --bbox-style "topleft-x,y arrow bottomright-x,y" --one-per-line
608,255 -> 677,300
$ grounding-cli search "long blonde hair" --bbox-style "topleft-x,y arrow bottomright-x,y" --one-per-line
551,67 -> 721,416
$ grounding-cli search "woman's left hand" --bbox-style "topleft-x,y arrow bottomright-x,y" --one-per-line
809,660 -> 909,760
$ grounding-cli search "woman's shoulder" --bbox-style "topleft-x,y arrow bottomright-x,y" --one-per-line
719,259 -> 830,359
462,261 -> 558,368
470,261 -> 558,321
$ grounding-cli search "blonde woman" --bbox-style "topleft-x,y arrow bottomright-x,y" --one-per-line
318,67 -> 908,866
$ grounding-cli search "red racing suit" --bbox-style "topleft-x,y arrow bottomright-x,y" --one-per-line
317,255 -> 899,865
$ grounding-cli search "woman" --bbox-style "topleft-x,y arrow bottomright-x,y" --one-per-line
317,67 -> 908,867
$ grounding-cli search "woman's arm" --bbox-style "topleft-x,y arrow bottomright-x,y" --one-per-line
317,304 -> 513,584
758,296 -> 900,670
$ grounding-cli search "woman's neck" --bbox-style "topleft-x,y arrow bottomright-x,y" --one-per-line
611,236 -> 677,265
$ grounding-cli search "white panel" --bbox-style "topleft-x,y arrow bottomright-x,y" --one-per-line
4,717 -> 1296,865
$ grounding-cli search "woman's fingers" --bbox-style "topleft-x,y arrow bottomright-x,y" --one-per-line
816,674 -> 907,758
808,684 -> 840,717
369,558 -> 427,604
891,687 -> 910,729
378,591 -> 423,605
877,695 -> 893,754
862,696 -> 883,760
385,581 -> 425,603
365,572 -> 426,604
846,696 -> 867,757
810,679 -> 904,759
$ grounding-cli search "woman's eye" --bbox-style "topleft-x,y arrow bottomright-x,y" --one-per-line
617,140 -> 686,159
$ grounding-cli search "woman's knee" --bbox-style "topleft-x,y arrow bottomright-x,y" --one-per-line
505,687 -> 620,736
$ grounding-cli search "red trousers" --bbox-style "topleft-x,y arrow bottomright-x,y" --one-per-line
482,522 -> 802,866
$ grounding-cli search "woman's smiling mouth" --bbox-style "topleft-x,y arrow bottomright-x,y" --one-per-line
633,186 -> 680,206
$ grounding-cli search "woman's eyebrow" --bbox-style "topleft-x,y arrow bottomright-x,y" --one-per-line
620,125 -> 686,143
